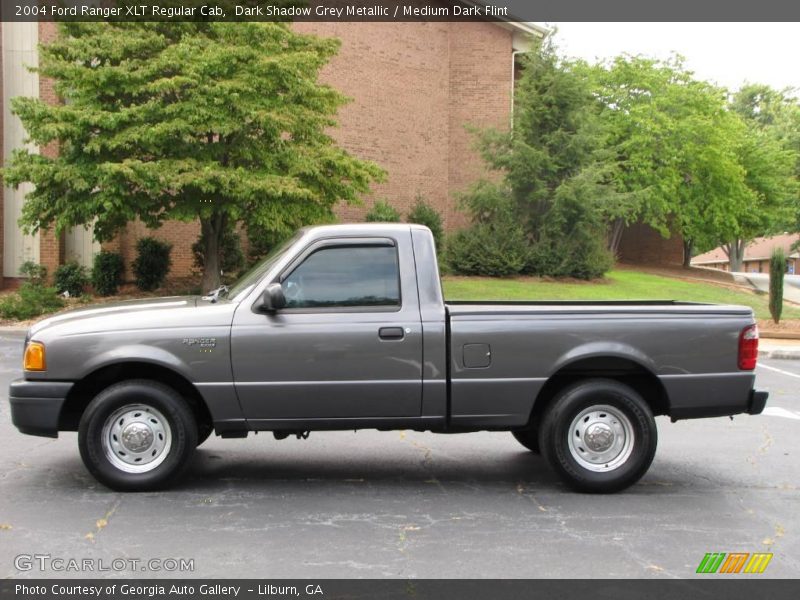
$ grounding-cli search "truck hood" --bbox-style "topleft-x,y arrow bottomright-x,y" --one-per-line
29,296 -> 236,338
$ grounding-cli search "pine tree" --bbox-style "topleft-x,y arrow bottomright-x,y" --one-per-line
769,247 -> 785,324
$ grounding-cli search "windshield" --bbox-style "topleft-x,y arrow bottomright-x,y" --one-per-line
222,231 -> 303,302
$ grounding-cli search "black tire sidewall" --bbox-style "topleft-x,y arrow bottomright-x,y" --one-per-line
540,379 -> 657,493
78,380 -> 197,491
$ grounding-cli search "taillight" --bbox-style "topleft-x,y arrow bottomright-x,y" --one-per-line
738,324 -> 759,370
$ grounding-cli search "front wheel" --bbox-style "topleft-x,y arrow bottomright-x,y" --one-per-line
78,380 -> 197,491
539,379 -> 657,493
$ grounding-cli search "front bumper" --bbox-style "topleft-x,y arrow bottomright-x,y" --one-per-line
747,389 -> 769,415
9,378 -> 74,438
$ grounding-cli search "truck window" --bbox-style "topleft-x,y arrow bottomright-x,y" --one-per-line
281,245 -> 401,309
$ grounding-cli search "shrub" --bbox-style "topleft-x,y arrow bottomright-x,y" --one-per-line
132,237 -> 172,291
447,182 -> 530,277
365,200 -> 401,222
54,262 -> 89,297
91,251 -> 125,296
769,247 -> 785,324
0,263 -> 64,320
446,222 -> 530,277
407,196 -> 444,248
192,227 -> 245,282
525,191 -> 614,280
19,261 -> 47,285
527,234 -> 613,280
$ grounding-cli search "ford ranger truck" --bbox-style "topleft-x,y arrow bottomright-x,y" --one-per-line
9,224 -> 768,493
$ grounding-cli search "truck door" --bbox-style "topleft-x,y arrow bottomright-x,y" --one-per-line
230,234 -> 423,423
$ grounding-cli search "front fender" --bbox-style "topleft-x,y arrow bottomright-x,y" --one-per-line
76,344 -> 194,381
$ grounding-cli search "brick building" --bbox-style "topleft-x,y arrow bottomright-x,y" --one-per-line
2,18 -> 679,285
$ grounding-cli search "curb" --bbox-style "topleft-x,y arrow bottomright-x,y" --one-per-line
760,331 -> 800,340
0,326 -> 28,334
759,349 -> 800,360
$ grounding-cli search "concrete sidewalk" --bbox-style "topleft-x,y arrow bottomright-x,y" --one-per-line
733,272 -> 800,304
759,338 -> 800,360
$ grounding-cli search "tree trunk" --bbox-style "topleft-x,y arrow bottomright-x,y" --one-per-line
724,239 -> 747,273
607,218 -> 625,258
200,212 -> 225,293
682,239 -> 693,268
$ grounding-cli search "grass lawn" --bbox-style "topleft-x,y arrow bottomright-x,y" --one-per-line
442,270 -> 800,321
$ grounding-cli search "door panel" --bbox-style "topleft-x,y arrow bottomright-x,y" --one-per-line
231,234 -> 423,421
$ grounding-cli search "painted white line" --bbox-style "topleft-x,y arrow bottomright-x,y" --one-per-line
762,407 -> 800,421
757,362 -> 800,379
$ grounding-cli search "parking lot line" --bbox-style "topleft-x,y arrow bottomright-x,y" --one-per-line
757,362 -> 800,379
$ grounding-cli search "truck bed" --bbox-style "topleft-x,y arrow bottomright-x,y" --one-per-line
445,300 -> 756,428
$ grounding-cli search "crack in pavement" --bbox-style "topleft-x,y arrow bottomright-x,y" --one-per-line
84,497 -> 122,542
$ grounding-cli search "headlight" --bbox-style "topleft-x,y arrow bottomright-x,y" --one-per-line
23,341 -> 46,371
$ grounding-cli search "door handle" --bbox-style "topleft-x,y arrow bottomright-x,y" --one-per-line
379,327 -> 405,340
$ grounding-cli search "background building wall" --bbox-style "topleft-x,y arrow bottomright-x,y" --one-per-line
2,21 -> 41,279
617,222 -> 684,266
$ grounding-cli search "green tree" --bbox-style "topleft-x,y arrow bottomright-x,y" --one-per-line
588,55 -> 754,265
466,38 -> 615,278
3,17 -> 384,292
725,84 -> 799,270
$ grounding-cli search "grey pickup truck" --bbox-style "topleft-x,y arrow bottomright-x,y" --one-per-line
10,223 -> 768,493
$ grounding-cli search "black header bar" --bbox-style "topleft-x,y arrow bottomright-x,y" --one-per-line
2,0 -> 800,23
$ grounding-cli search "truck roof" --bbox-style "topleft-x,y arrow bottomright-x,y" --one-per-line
300,223 -> 427,236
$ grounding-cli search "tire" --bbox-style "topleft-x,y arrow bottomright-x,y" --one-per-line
512,430 -> 540,453
78,380 -> 197,491
539,379 -> 657,493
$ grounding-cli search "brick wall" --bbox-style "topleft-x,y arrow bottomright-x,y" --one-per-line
295,21 -> 452,225
617,222 -> 684,266
446,21 -> 511,228
109,219 -> 201,282
37,21 -> 64,279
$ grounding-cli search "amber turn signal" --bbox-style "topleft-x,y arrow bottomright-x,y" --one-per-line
23,341 -> 46,371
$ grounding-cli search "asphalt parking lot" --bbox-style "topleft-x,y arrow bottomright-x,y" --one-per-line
0,331 -> 798,579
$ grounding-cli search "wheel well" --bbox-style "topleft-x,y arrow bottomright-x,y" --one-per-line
59,362 -> 213,432
525,356 -> 669,431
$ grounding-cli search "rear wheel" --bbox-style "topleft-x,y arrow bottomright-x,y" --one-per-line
539,379 -> 657,493
78,380 -> 197,491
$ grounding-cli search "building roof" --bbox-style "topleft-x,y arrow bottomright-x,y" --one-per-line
692,233 -> 800,265
463,2 -> 550,41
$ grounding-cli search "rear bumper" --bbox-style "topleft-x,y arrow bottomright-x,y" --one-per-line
747,390 -> 769,415
662,372 -> 769,420
9,378 -> 73,438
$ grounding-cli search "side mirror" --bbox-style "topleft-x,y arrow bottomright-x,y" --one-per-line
261,283 -> 286,313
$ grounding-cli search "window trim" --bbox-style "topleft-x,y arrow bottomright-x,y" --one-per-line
273,237 -> 403,314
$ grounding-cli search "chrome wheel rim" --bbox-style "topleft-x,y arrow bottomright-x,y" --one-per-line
101,404 -> 172,473
567,404 -> 634,472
